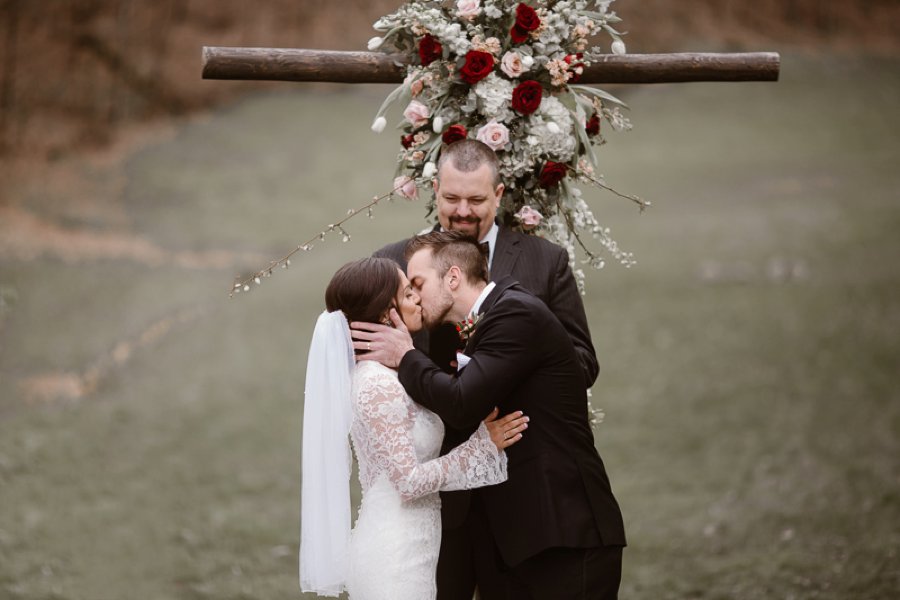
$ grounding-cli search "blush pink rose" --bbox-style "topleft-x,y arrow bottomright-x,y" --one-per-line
393,175 -> 418,200
405,72 -> 425,97
475,119 -> 510,151
514,205 -> 543,230
403,100 -> 430,127
500,51 -> 526,78
456,0 -> 481,20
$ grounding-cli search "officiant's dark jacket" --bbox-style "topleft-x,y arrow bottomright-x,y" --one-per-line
398,277 -> 626,567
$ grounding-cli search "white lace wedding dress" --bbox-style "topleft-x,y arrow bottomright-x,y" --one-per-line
345,360 -> 507,600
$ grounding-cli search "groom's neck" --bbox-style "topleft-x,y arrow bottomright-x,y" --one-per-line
450,281 -> 487,322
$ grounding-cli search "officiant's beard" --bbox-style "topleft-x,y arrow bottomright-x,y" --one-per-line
422,288 -> 454,331
447,216 -> 482,239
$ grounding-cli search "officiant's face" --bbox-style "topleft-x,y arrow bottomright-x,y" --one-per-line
435,162 -> 504,241
394,269 -> 423,333
407,249 -> 454,330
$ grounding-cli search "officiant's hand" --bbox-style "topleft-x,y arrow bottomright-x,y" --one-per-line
351,309 -> 415,368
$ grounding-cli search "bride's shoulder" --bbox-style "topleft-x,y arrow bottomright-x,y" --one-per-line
353,361 -> 409,412
354,360 -> 402,388
355,359 -> 395,376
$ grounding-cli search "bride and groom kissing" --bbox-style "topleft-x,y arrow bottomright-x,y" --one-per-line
300,140 -> 626,600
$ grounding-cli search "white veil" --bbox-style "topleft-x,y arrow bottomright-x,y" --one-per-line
299,310 -> 355,596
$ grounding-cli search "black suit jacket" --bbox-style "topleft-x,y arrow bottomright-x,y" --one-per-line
399,278 -> 626,566
374,225 -> 599,386
375,226 -> 601,528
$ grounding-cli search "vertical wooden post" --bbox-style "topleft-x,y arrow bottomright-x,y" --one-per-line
0,0 -> 20,152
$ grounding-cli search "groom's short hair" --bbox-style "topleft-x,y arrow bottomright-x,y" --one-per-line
405,231 -> 489,284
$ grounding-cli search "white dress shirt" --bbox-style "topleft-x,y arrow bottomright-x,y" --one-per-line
456,281 -> 496,371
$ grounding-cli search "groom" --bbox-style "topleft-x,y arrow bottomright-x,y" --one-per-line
353,231 -> 626,599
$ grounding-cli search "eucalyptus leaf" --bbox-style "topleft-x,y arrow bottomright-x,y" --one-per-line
570,84 -> 628,109
374,82 -> 408,121
573,111 -> 598,170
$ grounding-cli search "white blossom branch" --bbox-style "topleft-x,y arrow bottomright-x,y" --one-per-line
229,182 -> 410,298
567,164 -> 651,212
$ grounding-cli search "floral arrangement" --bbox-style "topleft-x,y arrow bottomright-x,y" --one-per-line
229,0 -> 647,299
368,0 -> 648,289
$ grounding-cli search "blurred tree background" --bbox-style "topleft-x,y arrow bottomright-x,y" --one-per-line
1,2 -> 898,599
0,0 -> 898,159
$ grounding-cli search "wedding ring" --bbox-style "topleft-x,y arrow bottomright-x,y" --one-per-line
367,342 -> 371,351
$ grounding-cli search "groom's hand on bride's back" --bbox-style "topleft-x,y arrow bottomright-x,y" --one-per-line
350,309 -> 415,368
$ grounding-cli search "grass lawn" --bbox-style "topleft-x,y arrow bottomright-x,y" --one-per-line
1,53 -> 898,599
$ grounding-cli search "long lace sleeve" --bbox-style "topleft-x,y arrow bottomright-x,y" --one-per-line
353,366 -> 507,503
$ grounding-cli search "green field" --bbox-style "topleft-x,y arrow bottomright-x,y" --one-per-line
1,54 -> 898,599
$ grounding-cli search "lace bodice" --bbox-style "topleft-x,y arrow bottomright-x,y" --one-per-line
344,361 -> 507,599
350,360 -> 507,503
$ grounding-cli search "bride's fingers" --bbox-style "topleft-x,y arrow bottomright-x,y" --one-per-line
502,432 -> 524,448
388,308 -> 409,333
483,407 -> 500,423
350,330 -> 378,343
350,321 -> 389,333
505,420 -> 529,438
352,340 -> 375,353
497,411 -> 526,428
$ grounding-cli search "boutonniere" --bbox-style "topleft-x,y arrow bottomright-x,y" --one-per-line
455,312 -> 483,342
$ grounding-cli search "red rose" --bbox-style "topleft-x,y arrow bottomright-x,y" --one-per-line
515,3 -> 540,32
442,124 -> 468,145
401,134 -> 416,148
510,25 -> 529,44
585,114 -> 600,136
460,50 -> 494,84
511,80 -> 543,114
418,34 -> 442,67
539,161 -> 568,188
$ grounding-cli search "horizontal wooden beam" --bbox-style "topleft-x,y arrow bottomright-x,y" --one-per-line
202,47 -> 780,84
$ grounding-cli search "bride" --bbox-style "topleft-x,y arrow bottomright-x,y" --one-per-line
299,257 -> 527,599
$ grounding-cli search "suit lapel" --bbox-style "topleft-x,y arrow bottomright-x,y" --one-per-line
490,227 -> 522,281
463,276 -> 518,354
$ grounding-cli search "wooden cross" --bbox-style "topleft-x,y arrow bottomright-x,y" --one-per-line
201,48 -> 780,84
204,45 -> 778,296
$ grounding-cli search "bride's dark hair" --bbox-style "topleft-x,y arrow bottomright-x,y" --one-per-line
325,257 -> 401,325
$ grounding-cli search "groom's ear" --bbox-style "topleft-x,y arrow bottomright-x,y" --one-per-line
446,265 -> 462,290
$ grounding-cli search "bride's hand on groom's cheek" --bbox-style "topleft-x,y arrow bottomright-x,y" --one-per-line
350,309 -> 414,368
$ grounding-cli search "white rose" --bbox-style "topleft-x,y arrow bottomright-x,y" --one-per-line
422,162 -> 437,178
403,100 -> 430,127
370,116 -> 386,133
611,40 -> 626,55
367,36 -> 384,51
500,51 -> 524,78
393,176 -> 418,201
432,116 -> 444,133
456,0 -> 481,20
521,55 -> 534,69
475,119 -> 510,151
